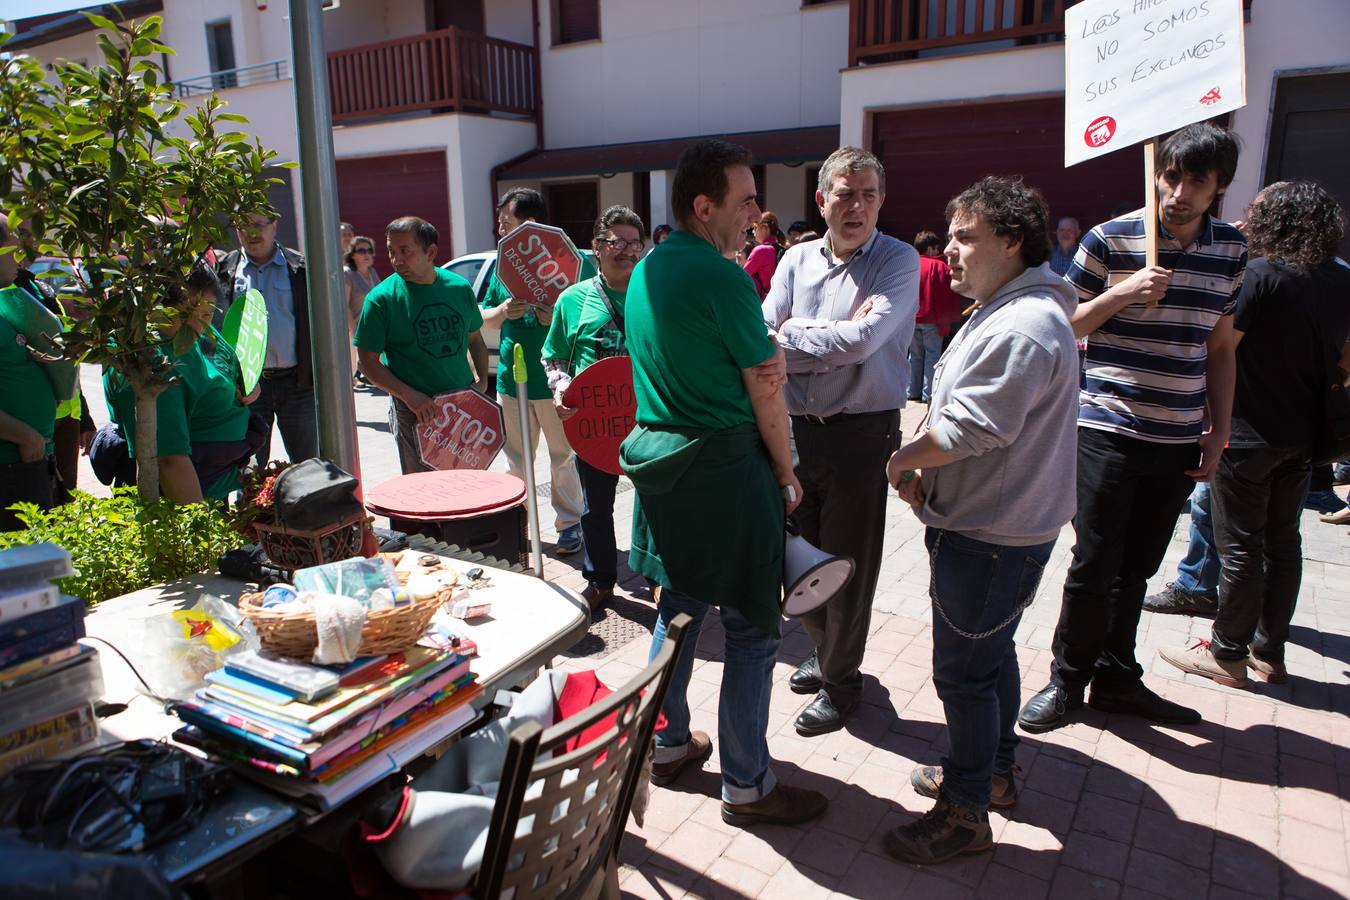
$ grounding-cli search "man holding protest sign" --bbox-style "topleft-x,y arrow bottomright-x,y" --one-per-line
763,147 -> 920,736
1021,124 -> 1247,732
482,188 -> 590,555
543,205 -> 645,612
355,216 -> 490,475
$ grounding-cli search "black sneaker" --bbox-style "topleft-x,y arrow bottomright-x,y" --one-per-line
884,795 -> 993,866
1142,583 -> 1218,617
911,765 -> 1019,808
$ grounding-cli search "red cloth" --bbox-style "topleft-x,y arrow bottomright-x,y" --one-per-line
554,669 -> 667,754
916,255 -> 964,335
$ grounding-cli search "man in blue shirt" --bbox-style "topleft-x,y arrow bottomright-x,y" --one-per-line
1048,216 -> 1080,277
218,213 -> 318,467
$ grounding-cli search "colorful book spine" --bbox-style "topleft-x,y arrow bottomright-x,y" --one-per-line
0,643 -> 85,688
316,684 -> 482,783
0,616 -> 85,669
0,702 -> 98,777
172,702 -> 311,767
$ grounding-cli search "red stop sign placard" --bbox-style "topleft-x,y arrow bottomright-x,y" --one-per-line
561,356 -> 637,477
495,222 -> 584,311
417,390 -> 506,471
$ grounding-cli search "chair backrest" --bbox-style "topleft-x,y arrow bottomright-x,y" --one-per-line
475,613 -> 693,899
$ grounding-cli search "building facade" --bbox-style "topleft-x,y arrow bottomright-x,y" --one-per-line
6,0 -> 1349,258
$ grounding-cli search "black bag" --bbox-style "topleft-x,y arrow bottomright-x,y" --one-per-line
272,458 -> 364,531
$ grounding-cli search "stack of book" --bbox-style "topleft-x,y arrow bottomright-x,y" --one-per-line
172,643 -> 480,808
0,543 -> 102,777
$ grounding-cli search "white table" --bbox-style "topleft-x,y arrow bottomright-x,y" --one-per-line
82,552 -> 589,884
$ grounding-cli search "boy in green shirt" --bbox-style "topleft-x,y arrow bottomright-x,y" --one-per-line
482,189 -> 587,553
356,217 -> 489,474
543,205 -> 644,611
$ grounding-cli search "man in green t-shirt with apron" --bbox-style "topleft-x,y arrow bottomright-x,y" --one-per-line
621,140 -> 827,828
543,205 -> 646,612
482,188 -> 589,554
356,217 -> 490,475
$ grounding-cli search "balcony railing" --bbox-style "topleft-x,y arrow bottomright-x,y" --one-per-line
849,0 -> 1253,66
172,59 -> 289,97
327,26 -> 537,124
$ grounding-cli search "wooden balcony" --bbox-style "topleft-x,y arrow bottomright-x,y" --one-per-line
849,0 -> 1253,66
327,27 -> 537,124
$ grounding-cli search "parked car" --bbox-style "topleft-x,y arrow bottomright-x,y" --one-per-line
442,249 -> 595,353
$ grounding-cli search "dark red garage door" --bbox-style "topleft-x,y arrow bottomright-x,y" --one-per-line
872,98 -> 1141,243
336,151 -> 451,255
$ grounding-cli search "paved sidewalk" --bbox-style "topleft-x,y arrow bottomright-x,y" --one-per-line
76,371 -> 1350,898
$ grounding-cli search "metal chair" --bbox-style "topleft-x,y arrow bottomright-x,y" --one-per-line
474,613 -> 693,899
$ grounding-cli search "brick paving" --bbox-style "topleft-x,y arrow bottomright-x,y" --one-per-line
77,369 -> 1350,899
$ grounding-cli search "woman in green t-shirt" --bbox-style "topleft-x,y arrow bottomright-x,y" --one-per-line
542,206 -> 646,612
104,265 -> 257,503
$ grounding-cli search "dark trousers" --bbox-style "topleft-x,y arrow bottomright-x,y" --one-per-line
1210,446 -> 1311,664
1051,428 -> 1198,692
0,457 -> 56,531
929,528 -> 1054,812
251,368 -> 318,467
791,409 -> 899,706
389,397 -> 433,475
576,456 -> 619,589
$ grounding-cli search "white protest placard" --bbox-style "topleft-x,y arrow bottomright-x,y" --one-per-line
1065,0 -> 1246,167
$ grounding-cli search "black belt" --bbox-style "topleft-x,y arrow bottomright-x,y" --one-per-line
262,366 -> 298,379
791,409 -> 896,426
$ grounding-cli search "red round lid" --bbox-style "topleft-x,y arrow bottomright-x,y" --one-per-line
366,471 -> 527,518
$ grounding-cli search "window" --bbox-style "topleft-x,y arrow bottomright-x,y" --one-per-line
552,0 -> 599,46
205,20 -> 236,88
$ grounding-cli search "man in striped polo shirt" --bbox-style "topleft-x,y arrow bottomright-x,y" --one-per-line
1020,124 -> 1247,732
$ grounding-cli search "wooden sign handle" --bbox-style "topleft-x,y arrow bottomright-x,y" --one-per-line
1143,139 -> 1159,268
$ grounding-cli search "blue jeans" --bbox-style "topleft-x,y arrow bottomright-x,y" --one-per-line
648,587 -> 779,804
908,323 -> 944,402
251,370 -> 318,467
576,456 -> 618,589
927,528 -> 1055,812
1174,482 -> 1219,597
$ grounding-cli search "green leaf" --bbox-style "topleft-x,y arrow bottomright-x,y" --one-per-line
83,12 -> 117,31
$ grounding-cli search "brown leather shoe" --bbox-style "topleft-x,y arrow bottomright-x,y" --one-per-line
721,783 -> 828,827
650,731 -> 712,786
581,583 -> 614,613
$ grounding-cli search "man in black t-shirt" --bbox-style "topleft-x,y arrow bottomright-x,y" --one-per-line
1160,181 -> 1350,688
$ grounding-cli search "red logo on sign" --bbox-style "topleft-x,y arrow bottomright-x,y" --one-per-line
417,390 -> 505,471
495,222 -> 584,312
561,356 -> 637,477
1084,116 -> 1117,149
1199,86 -> 1222,106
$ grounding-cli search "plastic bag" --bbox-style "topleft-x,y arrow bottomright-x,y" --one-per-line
134,594 -> 259,700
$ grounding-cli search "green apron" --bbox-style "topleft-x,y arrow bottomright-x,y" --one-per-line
621,422 -> 784,638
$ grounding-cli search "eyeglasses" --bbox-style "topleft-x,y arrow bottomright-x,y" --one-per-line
599,237 -> 645,253
353,247 -> 374,255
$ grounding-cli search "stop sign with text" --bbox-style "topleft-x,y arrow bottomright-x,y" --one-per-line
417,390 -> 505,471
495,222 -> 584,311
561,356 -> 636,477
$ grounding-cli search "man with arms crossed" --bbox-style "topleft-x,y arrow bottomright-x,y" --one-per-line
624,140 -> 827,827
764,146 -> 920,735
883,177 -> 1079,864
356,217 -> 490,474
1020,123 -> 1247,731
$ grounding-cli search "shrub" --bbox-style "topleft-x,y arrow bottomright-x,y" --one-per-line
0,488 -> 244,605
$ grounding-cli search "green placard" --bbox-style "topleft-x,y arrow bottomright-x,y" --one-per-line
221,288 -> 268,394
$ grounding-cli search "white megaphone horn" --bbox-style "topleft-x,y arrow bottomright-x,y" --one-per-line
782,517 -> 855,617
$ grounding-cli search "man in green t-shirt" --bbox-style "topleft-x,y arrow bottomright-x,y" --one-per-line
356,216 -> 489,475
621,140 -> 826,828
0,216 -> 58,530
482,188 -> 589,554
543,205 -> 645,612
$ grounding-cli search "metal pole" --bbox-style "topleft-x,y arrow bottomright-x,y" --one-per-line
514,345 -> 544,578
288,0 -> 361,478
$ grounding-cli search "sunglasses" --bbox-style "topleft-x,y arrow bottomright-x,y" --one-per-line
353,247 -> 374,255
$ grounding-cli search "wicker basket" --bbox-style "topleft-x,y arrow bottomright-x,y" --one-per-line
238,585 -> 450,660
253,511 -> 368,573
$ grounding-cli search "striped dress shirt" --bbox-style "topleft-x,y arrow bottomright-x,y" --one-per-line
762,229 -> 920,418
1069,210 -> 1247,444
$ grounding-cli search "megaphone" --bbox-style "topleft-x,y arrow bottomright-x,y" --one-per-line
782,518 -> 855,616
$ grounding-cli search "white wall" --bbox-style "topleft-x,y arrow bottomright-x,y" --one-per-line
1225,0 -> 1350,212
764,163 -> 807,228
598,175 -> 632,213
538,0 -> 846,148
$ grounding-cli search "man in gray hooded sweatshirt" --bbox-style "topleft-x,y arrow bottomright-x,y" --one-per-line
882,177 -> 1080,865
